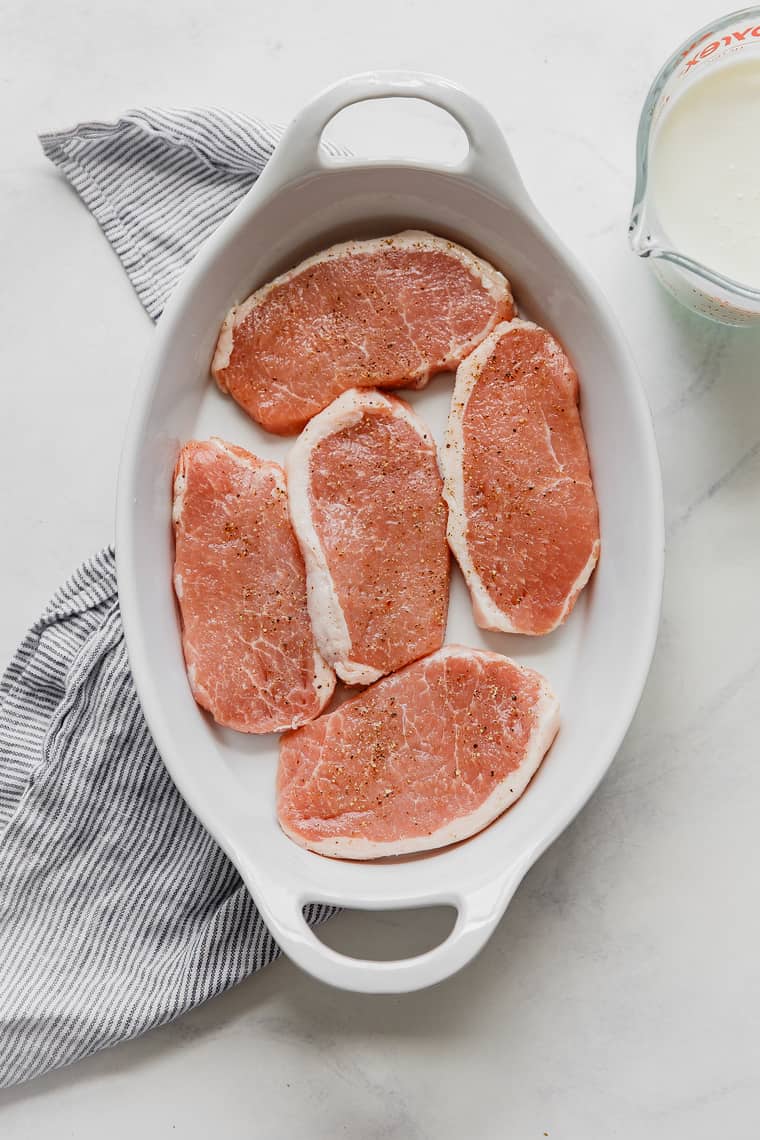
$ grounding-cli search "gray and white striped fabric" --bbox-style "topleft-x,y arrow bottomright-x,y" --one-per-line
39,107 -> 284,318
0,109 -> 335,1089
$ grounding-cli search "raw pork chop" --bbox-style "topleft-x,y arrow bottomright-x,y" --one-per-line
287,389 -> 449,686
212,231 -> 514,434
277,646 -> 559,859
442,319 -> 600,635
172,437 -> 334,732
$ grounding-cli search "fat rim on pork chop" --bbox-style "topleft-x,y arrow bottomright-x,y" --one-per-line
442,319 -> 600,635
172,437 -> 335,733
277,645 -> 560,859
211,230 -> 515,434
286,387 -> 450,686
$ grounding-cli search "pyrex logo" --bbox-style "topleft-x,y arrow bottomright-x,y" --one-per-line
682,24 -> 760,72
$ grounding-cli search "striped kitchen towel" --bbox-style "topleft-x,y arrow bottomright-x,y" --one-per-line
0,109 -> 336,1089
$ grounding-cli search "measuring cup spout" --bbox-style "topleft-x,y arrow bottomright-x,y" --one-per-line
628,210 -> 658,258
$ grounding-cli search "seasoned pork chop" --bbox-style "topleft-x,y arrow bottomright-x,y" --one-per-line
172,438 -> 334,732
277,646 -> 559,858
287,389 -> 449,685
442,320 -> 600,635
212,231 -> 514,434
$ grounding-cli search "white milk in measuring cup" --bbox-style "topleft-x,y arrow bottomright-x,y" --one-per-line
630,9 -> 760,324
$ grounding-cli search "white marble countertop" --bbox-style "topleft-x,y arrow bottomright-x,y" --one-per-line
2,0 -> 759,1135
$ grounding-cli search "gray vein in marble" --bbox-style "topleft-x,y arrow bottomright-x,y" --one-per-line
601,651 -> 760,805
668,437 -> 760,536
657,328 -> 730,418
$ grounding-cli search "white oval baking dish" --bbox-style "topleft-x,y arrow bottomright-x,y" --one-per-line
116,72 -> 664,994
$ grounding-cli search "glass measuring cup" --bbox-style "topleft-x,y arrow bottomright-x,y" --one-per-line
629,7 -> 760,325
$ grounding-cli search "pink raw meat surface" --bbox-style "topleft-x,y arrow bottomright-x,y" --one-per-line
277,646 -> 559,859
212,231 -> 514,434
443,319 -> 600,635
172,438 -> 334,733
287,388 -> 449,686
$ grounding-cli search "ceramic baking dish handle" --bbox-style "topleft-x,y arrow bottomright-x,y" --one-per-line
259,70 -> 531,206
251,868 -> 526,994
